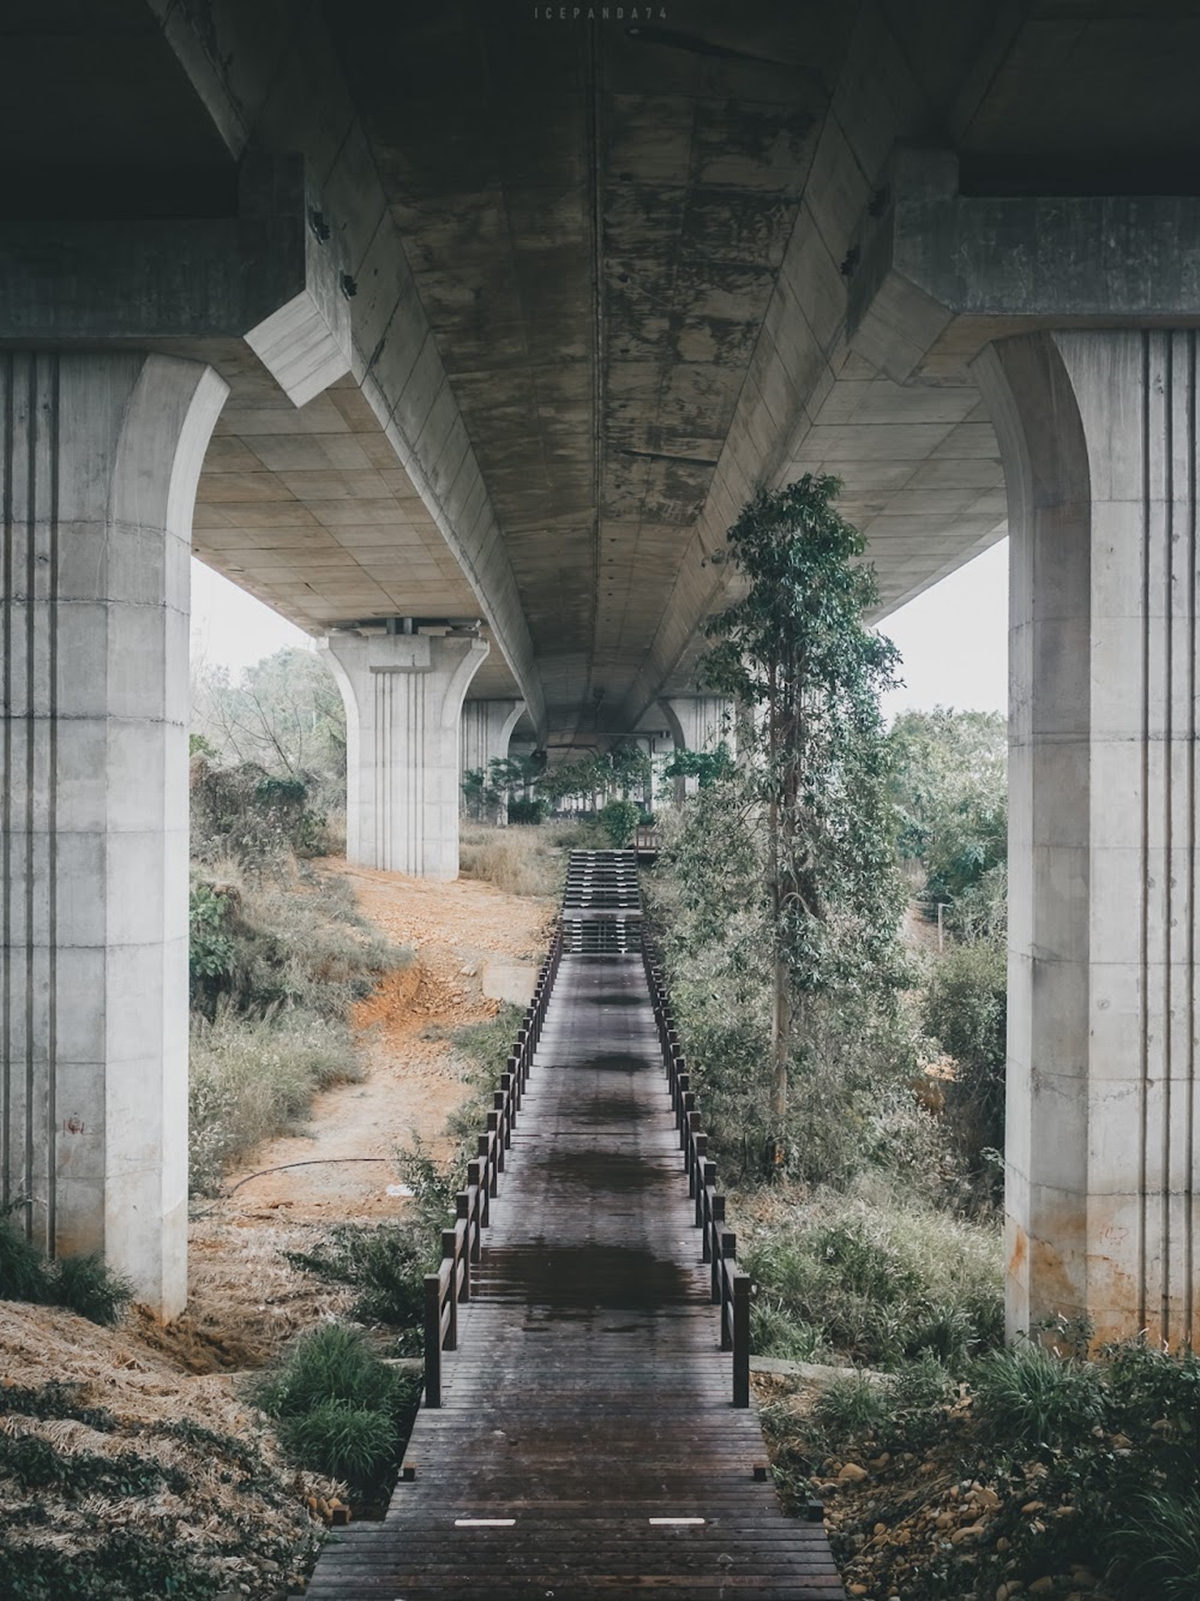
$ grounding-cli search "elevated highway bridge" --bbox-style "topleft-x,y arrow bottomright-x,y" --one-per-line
2,0 -> 1200,1359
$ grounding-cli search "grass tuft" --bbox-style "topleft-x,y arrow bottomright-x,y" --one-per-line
970,1338 -> 1106,1449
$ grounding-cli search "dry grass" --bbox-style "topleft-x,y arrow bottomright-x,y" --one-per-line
458,822 -> 569,898
189,1009 -> 362,1195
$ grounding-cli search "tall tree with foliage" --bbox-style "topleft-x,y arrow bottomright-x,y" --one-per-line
702,475 -> 904,1163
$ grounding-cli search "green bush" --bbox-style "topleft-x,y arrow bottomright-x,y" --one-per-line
49,1252 -> 133,1325
285,1223 -> 432,1345
0,1212 -> 131,1324
507,795 -> 550,824
253,1323 -> 401,1421
1117,1488 -> 1200,1601
253,1323 -> 419,1496
813,1373 -> 892,1437
597,798 -> 641,847
971,1339 -> 1106,1449
276,1399 -> 399,1486
743,1192 -> 1002,1372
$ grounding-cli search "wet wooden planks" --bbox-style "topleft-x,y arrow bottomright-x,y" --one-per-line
302,953 -> 845,1600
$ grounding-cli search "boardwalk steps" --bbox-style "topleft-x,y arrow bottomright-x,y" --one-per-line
302,852 -> 845,1599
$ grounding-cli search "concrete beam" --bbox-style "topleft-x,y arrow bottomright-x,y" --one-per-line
848,149 -> 1200,383
0,155 -> 351,408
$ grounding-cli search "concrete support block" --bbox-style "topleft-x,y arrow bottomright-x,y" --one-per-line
1,351 -> 227,1318
460,699 -> 527,817
324,632 -> 488,879
975,328 -> 1200,1348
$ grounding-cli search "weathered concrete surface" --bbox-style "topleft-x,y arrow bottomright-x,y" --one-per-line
977,330 -> 1200,1348
0,351 -> 226,1318
324,631 -> 489,880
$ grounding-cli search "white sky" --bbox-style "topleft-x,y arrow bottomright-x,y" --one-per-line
190,538 -> 1011,717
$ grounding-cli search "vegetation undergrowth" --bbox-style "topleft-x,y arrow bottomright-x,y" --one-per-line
743,1186 -> 1003,1371
0,1209 -> 131,1324
760,1333 -> 1200,1600
187,859 -> 410,1196
251,1324 -> 420,1505
458,818 -> 591,898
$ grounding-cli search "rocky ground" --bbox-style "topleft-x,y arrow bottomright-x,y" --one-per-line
757,1372 -> 1118,1601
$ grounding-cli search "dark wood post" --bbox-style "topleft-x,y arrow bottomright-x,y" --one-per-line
423,1274 -> 442,1408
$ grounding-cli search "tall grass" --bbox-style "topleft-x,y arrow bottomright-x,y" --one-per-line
458,822 -> 566,897
189,1008 -> 361,1194
252,1324 -> 419,1494
188,860 -> 412,1195
743,1186 -> 1003,1371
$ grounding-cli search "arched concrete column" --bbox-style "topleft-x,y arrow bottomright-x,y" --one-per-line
323,631 -> 488,879
1,351 -> 227,1318
460,699 -> 526,819
975,329 -> 1200,1347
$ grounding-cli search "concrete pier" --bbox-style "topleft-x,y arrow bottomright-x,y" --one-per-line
0,351 -> 226,1318
324,631 -> 489,879
977,330 -> 1200,1347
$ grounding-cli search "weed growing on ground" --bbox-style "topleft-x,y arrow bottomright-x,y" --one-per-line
284,1222 -> 433,1349
458,821 -> 566,897
188,1006 -> 361,1194
743,1187 -> 1003,1372
760,1334 -> 1200,1601
972,1338 -> 1106,1449
0,1211 -> 132,1324
252,1324 -> 420,1498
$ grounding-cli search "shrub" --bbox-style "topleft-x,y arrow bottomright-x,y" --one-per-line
743,1190 -> 1002,1372
922,934 -> 1007,1187
1117,1488 -> 1200,1601
971,1339 -> 1106,1449
48,1252 -> 132,1325
276,1399 -> 399,1486
284,1223 -> 432,1344
813,1373 -> 893,1438
507,795 -> 550,825
0,1211 -> 131,1324
253,1323 -> 399,1420
253,1323 -> 419,1495
0,1209 -> 50,1303
597,798 -> 641,847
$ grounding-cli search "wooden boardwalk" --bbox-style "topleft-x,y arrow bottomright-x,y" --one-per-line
304,939 -> 845,1599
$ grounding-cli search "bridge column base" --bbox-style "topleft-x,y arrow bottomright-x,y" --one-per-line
976,329 -> 1200,1348
1,351 -> 227,1318
323,631 -> 488,878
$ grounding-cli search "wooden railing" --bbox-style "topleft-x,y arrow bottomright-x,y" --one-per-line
641,942 -> 751,1407
423,925 -> 564,1407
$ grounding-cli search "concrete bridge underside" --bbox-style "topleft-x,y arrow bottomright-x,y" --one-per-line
2,0 -> 1200,1352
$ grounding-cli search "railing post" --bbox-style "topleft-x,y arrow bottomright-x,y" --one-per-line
455,1194 -> 472,1300
476,1134 -> 492,1224
720,1231 -> 737,1350
733,1272 -> 751,1407
466,1160 -> 483,1258
442,1232 -> 458,1350
423,1274 -> 442,1408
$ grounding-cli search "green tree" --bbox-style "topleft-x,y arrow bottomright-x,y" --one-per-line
888,708 -> 1007,935
701,474 -> 905,1162
192,646 -> 347,804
